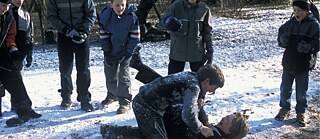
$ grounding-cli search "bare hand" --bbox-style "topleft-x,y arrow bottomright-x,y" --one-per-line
200,126 -> 214,137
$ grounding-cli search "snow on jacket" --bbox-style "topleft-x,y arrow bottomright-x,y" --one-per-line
0,10 -> 17,69
278,13 -> 320,72
135,71 -> 205,133
46,0 -> 96,34
161,0 -> 213,62
99,4 -> 140,57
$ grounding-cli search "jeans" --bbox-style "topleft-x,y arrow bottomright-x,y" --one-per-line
57,34 -> 91,103
168,59 -> 203,75
279,69 -> 308,113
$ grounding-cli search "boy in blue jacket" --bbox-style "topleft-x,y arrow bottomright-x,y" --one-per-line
99,0 -> 140,114
275,0 -> 319,127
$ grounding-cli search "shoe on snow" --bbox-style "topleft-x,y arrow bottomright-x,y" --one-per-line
81,102 -> 94,112
275,108 -> 290,121
297,112 -> 306,127
6,111 -> 42,127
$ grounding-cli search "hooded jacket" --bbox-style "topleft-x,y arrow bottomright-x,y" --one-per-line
161,0 -> 213,62
278,13 -> 320,72
99,4 -> 140,57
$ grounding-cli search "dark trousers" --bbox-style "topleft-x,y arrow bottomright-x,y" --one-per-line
0,68 -> 32,117
168,59 -> 203,75
280,69 -> 308,113
57,34 -> 91,103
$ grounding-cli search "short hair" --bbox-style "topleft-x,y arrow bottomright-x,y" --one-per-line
228,112 -> 249,139
197,64 -> 225,87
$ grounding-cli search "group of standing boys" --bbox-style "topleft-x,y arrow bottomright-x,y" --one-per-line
0,0 -> 318,138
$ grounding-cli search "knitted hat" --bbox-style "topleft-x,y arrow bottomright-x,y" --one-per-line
0,0 -> 11,4
292,0 -> 310,11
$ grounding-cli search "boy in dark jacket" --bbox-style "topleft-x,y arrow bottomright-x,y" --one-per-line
131,46 -> 225,138
99,0 -> 140,114
275,0 -> 319,127
0,0 -> 41,127
130,46 -> 248,139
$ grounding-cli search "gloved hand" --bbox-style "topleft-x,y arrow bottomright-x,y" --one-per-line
204,52 -> 213,65
26,50 -> 33,67
9,48 -> 20,61
72,32 -> 88,44
119,51 -> 132,64
65,28 -> 79,38
297,40 -> 312,53
280,34 -> 290,47
164,16 -> 182,32
104,51 -> 113,67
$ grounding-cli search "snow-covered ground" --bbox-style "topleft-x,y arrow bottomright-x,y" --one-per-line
0,8 -> 319,139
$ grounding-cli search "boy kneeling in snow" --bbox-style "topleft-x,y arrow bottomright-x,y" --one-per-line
130,46 -> 247,138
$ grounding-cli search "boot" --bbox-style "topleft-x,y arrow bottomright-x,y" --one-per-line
275,108 -> 290,121
135,65 -> 162,84
297,112 -> 306,127
6,109 -> 42,127
129,45 -> 143,70
60,96 -> 72,108
81,101 -> 94,112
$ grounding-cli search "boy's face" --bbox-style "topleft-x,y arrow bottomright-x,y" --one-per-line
112,0 -> 126,16
0,2 -> 10,16
12,0 -> 24,8
201,78 -> 219,94
293,6 -> 309,21
216,114 -> 237,134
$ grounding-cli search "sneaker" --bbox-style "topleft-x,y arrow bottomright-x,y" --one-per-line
297,113 -> 306,127
116,105 -> 130,114
60,97 -> 72,108
275,108 -> 290,121
81,102 -> 94,112
101,99 -> 117,108
129,45 -> 142,70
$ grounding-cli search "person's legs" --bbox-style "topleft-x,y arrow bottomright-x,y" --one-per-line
130,45 -> 162,84
294,71 -> 308,126
74,39 -> 93,112
0,69 -> 41,127
275,69 -> 294,120
168,59 -> 185,75
132,95 -> 168,139
190,61 -> 204,72
102,56 -> 119,107
136,0 -> 157,24
58,34 -> 74,107
117,58 -> 132,114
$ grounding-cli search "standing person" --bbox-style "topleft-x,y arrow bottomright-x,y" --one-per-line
0,0 -> 35,113
160,0 -> 214,74
0,0 -> 41,127
275,0 -> 319,127
46,0 -> 96,112
132,61 -> 225,138
99,0 -> 140,114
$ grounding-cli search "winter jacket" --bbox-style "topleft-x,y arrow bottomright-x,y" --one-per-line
135,72 -> 205,134
46,0 -> 96,34
278,13 -> 320,72
11,6 -> 33,61
161,0 -> 213,62
0,10 -> 17,70
99,4 -> 140,58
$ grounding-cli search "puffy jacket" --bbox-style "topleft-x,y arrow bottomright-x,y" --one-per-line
0,10 -> 17,70
278,13 -> 320,72
99,4 -> 140,57
161,0 -> 213,62
11,6 -> 33,60
135,72 -> 205,133
46,0 -> 96,34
